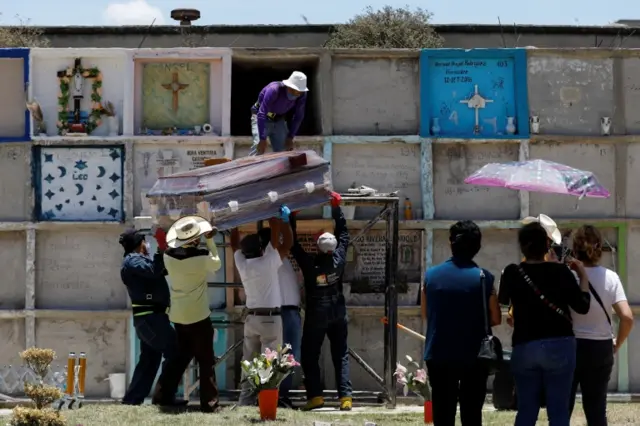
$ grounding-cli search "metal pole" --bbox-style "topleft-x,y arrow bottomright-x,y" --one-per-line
384,201 -> 399,409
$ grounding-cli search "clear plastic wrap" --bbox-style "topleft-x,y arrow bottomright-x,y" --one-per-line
146,150 -> 332,230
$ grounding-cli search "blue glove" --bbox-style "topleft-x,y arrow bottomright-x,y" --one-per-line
278,205 -> 291,223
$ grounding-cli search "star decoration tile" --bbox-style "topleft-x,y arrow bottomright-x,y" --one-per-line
37,147 -> 124,221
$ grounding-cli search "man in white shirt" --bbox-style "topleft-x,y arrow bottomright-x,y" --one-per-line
231,207 -> 293,406
258,226 -> 302,407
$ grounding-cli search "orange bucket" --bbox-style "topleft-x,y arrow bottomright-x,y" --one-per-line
258,389 -> 279,420
424,400 -> 433,424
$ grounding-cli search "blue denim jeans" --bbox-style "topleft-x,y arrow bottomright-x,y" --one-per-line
280,307 -> 302,399
301,294 -> 352,399
511,337 -> 576,426
250,114 -> 288,155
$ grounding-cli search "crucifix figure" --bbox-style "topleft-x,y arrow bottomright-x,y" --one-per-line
161,72 -> 189,113
460,84 -> 493,135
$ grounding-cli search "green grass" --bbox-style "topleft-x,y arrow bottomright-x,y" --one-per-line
56,402 -> 640,425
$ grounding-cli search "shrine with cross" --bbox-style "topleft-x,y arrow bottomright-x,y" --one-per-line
139,61 -> 211,135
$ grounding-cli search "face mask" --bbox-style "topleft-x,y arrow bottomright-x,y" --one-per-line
287,92 -> 299,101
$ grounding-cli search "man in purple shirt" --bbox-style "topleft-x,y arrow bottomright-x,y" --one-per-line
250,71 -> 308,155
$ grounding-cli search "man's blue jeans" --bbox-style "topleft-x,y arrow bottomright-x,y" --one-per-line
250,114 -> 288,155
279,307 -> 302,399
511,336 -> 576,426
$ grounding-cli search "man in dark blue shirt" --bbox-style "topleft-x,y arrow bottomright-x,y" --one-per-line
423,221 -> 501,426
119,228 -> 185,407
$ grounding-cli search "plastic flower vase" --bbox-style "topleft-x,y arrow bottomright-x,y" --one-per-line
424,400 -> 433,424
258,389 -> 279,420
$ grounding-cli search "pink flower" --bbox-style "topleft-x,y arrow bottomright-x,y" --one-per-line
264,348 -> 277,362
414,369 -> 427,384
394,362 -> 407,376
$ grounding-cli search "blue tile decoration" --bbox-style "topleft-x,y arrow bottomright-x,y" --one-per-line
0,48 -> 30,142
420,48 -> 529,139
34,146 -> 125,221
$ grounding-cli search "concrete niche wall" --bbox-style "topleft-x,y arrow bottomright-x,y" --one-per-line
528,142 -> 616,218
0,50 -> 28,140
625,143 -> 640,217
0,232 -> 27,310
622,56 -> 640,134
0,320 -> 26,367
0,145 -> 31,221
35,229 -> 127,310
527,53 -> 614,135
433,143 -> 520,220
331,54 -> 420,135
625,226 -> 640,303
30,49 -> 129,138
331,143 -> 421,219
35,318 -> 127,396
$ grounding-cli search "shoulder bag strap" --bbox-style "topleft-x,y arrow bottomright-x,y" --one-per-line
480,269 -> 490,334
589,283 -> 612,325
517,265 -> 572,323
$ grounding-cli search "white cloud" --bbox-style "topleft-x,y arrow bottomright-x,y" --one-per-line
103,0 -> 165,25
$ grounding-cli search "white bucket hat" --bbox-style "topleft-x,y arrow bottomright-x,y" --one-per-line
522,214 -> 561,244
166,215 -> 212,248
282,71 -> 309,92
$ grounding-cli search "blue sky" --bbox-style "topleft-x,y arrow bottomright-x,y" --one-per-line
0,0 -> 632,26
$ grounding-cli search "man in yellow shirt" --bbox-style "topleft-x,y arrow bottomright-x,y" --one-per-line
153,215 -> 222,413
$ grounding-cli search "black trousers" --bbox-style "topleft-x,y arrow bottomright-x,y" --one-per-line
569,339 -> 614,426
157,317 -> 219,411
123,313 -> 179,405
426,360 -> 489,426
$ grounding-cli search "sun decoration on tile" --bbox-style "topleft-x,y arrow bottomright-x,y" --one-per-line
38,147 -> 124,221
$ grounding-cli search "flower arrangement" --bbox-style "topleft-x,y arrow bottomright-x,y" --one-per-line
241,344 -> 300,391
10,348 -> 66,426
56,65 -> 104,136
395,355 -> 431,400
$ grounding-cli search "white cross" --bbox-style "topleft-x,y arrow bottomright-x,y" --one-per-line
460,84 -> 493,134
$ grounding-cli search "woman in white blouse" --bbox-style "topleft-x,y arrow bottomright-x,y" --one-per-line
568,225 -> 634,426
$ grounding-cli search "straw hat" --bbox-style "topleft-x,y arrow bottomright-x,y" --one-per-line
166,215 -> 212,248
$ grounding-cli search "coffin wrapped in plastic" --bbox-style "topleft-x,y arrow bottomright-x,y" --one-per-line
146,150 -> 332,230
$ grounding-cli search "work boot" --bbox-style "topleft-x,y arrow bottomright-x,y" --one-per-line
301,396 -> 324,411
339,396 -> 352,411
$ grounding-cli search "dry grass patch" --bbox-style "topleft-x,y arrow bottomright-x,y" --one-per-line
60,402 -> 640,425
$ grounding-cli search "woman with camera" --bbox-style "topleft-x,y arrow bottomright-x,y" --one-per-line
498,214 -> 591,426
568,225 -> 634,426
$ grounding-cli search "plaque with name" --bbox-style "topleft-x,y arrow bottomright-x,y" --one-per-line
420,49 -> 529,139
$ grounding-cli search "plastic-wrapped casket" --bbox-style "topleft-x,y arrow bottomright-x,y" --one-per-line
146,150 -> 332,230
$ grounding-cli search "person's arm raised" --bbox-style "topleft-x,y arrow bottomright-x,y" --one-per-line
204,228 -> 222,273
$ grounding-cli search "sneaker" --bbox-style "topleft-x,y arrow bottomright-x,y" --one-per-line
339,396 -> 352,411
301,396 -> 324,411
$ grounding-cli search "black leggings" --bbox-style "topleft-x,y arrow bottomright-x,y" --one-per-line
569,338 -> 614,426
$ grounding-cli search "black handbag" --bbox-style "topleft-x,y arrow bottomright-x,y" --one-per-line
477,269 -> 504,374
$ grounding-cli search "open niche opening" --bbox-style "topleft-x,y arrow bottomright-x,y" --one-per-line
230,58 -> 321,136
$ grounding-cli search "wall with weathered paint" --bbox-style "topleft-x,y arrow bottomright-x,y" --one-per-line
2,46 -> 640,398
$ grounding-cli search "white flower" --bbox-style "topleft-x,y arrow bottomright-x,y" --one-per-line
258,366 -> 273,384
405,355 -> 413,363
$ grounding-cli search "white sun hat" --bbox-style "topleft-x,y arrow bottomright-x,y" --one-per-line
282,71 -> 309,92
166,215 -> 213,248
522,213 -> 561,244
